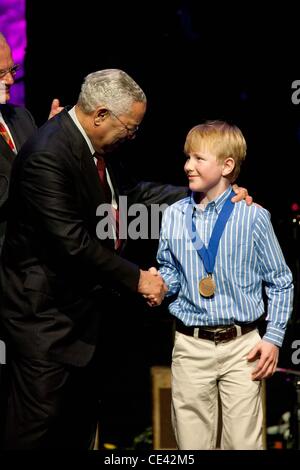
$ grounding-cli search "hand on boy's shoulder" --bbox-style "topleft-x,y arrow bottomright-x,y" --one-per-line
231,185 -> 264,209
231,184 -> 253,206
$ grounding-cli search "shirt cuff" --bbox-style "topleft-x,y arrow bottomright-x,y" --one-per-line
263,324 -> 286,347
159,272 -> 179,297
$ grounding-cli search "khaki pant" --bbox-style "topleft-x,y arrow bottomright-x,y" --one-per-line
171,329 -> 263,450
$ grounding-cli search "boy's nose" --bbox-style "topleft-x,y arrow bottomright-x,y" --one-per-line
184,161 -> 193,173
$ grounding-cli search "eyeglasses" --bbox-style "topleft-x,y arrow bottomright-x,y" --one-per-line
0,64 -> 20,79
109,109 -> 139,137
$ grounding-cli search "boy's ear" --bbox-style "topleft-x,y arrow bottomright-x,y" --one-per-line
222,157 -> 235,177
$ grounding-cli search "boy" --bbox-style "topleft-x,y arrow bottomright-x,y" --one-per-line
155,120 -> 293,449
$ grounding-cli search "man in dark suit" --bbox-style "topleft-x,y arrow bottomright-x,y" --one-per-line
0,68 -> 172,449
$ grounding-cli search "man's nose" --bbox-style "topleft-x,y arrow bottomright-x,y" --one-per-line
3,71 -> 14,85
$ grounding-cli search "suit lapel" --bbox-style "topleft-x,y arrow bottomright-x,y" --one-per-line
60,110 -> 112,213
77,141 -> 117,251
59,110 -> 117,250
0,134 -> 15,165
79,147 -> 107,210
106,161 -> 120,202
1,104 -> 22,151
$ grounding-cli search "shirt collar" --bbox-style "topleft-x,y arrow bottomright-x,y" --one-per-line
183,186 -> 233,215
68,106 -> 95,155
0,110 -> 5,125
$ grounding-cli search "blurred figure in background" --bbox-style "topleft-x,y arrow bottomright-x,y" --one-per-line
0,32 -> 62,249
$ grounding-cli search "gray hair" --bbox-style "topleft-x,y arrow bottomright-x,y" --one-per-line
77,69 -> 146,115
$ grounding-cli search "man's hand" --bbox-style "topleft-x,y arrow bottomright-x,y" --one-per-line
48,98 -> 64,119
247,340 -> 279,380
231,183 -> 253,206
138,268 -> 167,306
143,267 -> 163,306
148,267 -> 159,275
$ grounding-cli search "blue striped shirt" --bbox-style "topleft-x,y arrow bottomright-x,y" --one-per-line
157,186 -> 294,347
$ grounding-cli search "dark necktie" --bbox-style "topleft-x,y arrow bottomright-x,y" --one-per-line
96,155 -> 112,203
0,121 -> 15,151
96,155 -> 121,250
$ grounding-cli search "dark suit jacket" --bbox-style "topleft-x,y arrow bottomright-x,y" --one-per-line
0,109 -> 144,367
0,104 -> 37,245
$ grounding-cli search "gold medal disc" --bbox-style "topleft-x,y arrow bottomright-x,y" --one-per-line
199,275 -> 216,297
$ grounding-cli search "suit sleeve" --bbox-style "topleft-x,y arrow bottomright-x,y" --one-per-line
20,151 -> 140,292
125,181 -> 188,207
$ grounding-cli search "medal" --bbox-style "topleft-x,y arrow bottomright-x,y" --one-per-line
199,275 -> 215,297
186,189 -> 235,300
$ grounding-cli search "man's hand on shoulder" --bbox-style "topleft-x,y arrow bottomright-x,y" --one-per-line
231,183 -> 253,206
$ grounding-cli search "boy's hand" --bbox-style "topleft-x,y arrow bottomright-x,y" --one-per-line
247,340 -> 279,380
231,184 -> 253,206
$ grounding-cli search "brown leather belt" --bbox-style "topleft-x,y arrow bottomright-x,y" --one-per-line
175,319 -> 257,344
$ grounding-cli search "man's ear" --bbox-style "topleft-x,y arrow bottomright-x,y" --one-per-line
222,157 -> 235,177
94,107 -> 109,126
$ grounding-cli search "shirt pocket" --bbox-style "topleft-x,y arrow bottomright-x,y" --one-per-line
225,241 -> 256,289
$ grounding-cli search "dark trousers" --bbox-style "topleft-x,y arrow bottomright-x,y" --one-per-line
2,353 -> 100,449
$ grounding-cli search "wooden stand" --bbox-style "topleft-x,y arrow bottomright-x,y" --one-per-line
151,366 -> 177,450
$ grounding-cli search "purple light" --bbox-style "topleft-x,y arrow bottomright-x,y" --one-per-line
0,0 -> 26,105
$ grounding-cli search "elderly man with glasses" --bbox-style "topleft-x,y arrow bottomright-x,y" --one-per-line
0,67 -> 177,449
0,34 -> 36,233
0,33 -> 63,249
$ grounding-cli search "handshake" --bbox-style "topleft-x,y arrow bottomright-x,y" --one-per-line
138,267 -> 168,307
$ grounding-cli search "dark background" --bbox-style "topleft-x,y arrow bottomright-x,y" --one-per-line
24,1 -> 300,448
25,2 -> 300,210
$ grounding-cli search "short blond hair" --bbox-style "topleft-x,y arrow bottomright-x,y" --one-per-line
184,120 -> 247,182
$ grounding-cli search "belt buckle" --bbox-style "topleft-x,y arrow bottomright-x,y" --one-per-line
214,327 -> 236,344
214,330 -> 223,344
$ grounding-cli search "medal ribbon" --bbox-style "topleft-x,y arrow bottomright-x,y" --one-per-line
185,189 -> 235,275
